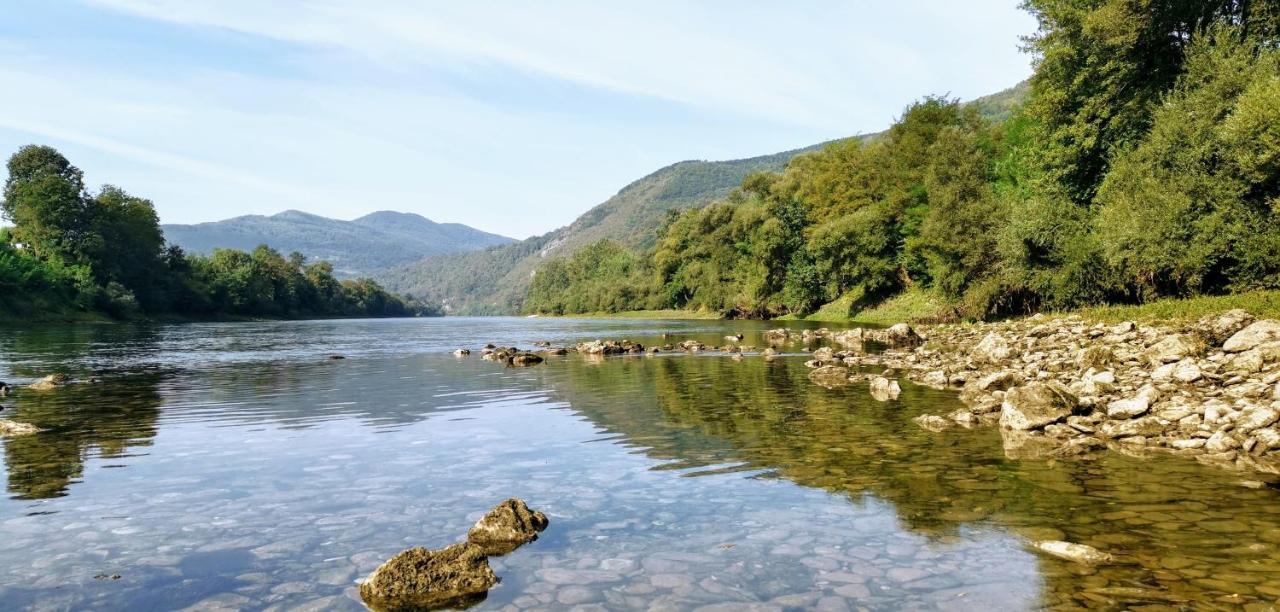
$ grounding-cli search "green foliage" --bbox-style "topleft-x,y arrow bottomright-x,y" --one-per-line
1,146 -> 429,320
525,240 -> 657,315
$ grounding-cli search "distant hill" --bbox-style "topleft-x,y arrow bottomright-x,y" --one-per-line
163,210 -> 514,277
378,83 -> 1029,314
376,143 -> 832,313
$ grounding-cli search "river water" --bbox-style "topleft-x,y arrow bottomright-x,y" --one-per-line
1,317 -> 1279,610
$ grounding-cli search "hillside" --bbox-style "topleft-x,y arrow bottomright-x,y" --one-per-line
376,143 -> 833,313
378,84 -> 1030,314
163,210 -> 514,277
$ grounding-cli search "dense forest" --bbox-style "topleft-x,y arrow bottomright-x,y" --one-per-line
0,146 -> 434,320
527,1 -> 1280,320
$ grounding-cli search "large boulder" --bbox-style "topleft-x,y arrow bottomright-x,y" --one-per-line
358,543 -> 496,611
467,498 -> 550,555
1224,320 -> 1280,353
1000,383 -> 1078,431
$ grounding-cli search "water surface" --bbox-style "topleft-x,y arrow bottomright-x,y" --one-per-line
1,318 -> 1279,610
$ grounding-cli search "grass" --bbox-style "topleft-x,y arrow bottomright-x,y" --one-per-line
1064,290 -> 1280,324
778,287 -> 950,325
544,309 -> 724,320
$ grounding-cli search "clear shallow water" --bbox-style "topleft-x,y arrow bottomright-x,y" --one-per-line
1,318 -> 1279,610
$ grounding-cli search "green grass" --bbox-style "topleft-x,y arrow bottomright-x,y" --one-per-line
778,287 -> 951,325
1065,290 -> 1280,324
542,309 -> 724,320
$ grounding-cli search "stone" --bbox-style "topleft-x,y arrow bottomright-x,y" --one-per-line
0,420 -> 39,437
28,373 -> 69,391
1224,320 -> 1280,353
808,366 -> 853,388
453,349 -> 471,357
1205,431 -> 1242,454
1032,541 -> 1113,565
1077,346 -> 1115,369
812,347 -> 835,362
467,498 -> 549,555
358,543 -> 495,610
0,381 -> 9,397
974,332 -> 1016,364
507,353 -> 544,367
1173,360 -> 1203,383
1000,383 -> 1078,430
761,347 -> 777,357
913,414 -> 951,432
1197,309 -> 1255,344
920,370 -> 949,389
885,323 -> 922,348
869,377 -> 901,402
1236,405 -> 1280,435
1144,334 -> 1204,365
1099,416 -> 1165,439
1106,386 -> 1159,419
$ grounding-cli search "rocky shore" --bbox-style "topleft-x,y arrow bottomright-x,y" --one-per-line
789,310 -> 1280,475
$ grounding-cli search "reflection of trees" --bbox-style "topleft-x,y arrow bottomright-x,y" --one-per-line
3,376 -> 161,500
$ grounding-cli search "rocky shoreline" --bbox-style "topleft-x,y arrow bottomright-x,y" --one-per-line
789,311 -> 1280,475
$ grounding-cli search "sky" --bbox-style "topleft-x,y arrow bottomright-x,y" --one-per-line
0,1 -> 1037,239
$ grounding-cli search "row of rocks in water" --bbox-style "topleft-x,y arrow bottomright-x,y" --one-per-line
0,374 -> 77,437
359,498 -> 549,611
794,311 -> 1280,475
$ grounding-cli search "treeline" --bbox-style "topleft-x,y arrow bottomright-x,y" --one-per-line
0,146 -> 437,320
527,2 -> 1280,319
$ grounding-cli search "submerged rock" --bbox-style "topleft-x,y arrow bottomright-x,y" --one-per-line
467,498 -> 550,555
358,543 -> 496,611
507,353 -> 544,367
1032,541 -> 1114,565
0,382 -> 9,397
1000,383 -> 1078,431
0,420 -> 38,437
28,373 -> 69,391
913,414 -> 951,432
808,365 -> 853,388
454,349 -> 471,357
869,377 -> 901,401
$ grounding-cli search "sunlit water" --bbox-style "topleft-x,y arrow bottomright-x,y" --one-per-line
2,318 -> 1280,610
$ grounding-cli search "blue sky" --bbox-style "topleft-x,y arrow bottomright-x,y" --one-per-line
0,1 -> 1037,239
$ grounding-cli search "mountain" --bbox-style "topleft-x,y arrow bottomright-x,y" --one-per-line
378,84 -> 1029,314
376,143 -> 836,313
162,210 -> 515,277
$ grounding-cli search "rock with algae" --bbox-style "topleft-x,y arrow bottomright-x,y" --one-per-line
0,420 -> 39,437
467,498 -> 550,555
359,543 -> 496,611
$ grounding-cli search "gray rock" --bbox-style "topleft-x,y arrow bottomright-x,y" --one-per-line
808,365 -> 852,388
1224,320 -> 1280,352
1235,405 -> 1280,435
453,349 -> 471,357
1144,334 -> 1204,365
1197,309 -> 1255,345
885,323 -> 922,348
1106,385 -> 1159,419
1032,541 -> 1113,565
358,543 -> 495,610
974,332 -> 1015,364
913,414 -> 952,432
1000,383 -> 1078,430
1205,430 -> 1242,453
1099,416 -> 1165,439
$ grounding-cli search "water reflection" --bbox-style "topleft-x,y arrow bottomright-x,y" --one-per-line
1,320 -> 1280,609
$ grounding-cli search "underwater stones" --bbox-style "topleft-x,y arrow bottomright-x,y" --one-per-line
869,377 -> 901,402
1000,383 -> 1078,431
1224,320 -> 1280,353
763,329 -> 790,344
913,414 -> 952,432
808,366 -> 853,388
1032,541 -> 1114,565
453,349 -> 470,357
0,419 -> 39,437
358,543 -> 495,611
467,498 -> 550,555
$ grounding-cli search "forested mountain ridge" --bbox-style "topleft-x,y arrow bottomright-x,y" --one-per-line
376,143 -> 835,313
163,210 -> 514,277
378,84 -> 1029,315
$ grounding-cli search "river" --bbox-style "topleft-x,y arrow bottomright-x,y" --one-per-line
1,317 -> 1278,610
